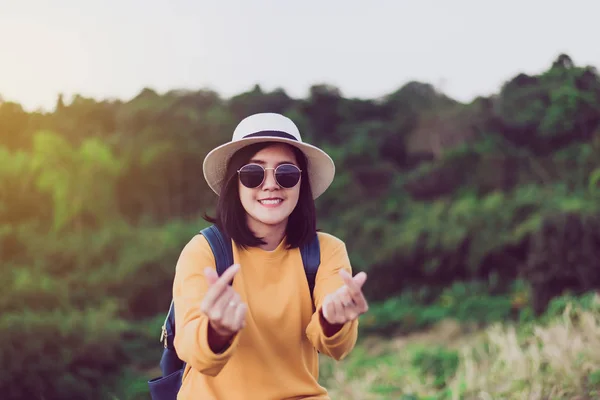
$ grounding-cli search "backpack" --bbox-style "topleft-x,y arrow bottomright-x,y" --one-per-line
147,224 -> 321,400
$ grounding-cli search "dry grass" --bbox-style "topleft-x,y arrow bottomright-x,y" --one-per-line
321,297 -> 600,400
450,301 -> 600,399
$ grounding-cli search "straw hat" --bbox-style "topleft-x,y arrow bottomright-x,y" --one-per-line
202,113 -> 335,199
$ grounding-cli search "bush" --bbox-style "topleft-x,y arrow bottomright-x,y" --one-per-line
0,218 -> 206,399
360,281 -> 526,335
411,346 -> 459,389
0,304 -> 130,400
522,211 -> 600,314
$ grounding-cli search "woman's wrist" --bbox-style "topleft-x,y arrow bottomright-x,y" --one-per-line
207,322 -> 235,353
319,308 -> 344,337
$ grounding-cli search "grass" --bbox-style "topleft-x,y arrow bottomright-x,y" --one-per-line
320,294 -> 600,400
111,291 -> 600,400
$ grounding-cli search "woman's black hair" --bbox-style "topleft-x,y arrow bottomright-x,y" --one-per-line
204,141 -> 316,249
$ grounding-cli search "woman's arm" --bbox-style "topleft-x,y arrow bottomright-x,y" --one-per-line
305,234 -> 360,361
172,235 -> 242,376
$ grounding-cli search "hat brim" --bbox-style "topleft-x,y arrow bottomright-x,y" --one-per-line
202,137 -> 335,199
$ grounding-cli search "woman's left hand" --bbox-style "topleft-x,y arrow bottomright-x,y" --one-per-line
321,269 -> 369,326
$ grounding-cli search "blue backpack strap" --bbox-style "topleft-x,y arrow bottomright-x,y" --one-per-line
300,233 -> 321,301
200,225 -> 234,279
151,225 -> 234,396
159,226 -> 233,364
163,228 -> 313,351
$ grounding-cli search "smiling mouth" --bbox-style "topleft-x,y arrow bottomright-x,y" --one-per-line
258,198 -> 283,205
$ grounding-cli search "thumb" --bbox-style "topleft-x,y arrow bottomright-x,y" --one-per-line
352,271 -> 368,288
321,295 -> 331,321
204,267 -> 219,285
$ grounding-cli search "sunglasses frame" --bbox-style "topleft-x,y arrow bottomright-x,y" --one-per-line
237,163 -> 303,189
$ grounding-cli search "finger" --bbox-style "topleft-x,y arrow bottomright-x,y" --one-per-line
339,270 -> 369,311
232,302 -> 247,331
215,264 -> 241,287
330,296 -> 345,324
342,293 -> 363,320
343,305 -> 358,321
207,287 -> 234,322
202,265 -> 240,310
340,269 -> 367,301
321,295 -> 333,322
338,286 -> 354,308
348,289 -> 368,313
353,272 -> 368,288
322,294 -> 343,324
340,269 -> 367,289
204,268 -> 219,285
220,292 -> 240,330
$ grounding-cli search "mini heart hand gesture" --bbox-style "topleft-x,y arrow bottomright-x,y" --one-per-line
201,264 -> 247,338
321,269 -> 369,325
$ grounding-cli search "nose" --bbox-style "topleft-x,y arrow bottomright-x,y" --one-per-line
261,168 -> 279,191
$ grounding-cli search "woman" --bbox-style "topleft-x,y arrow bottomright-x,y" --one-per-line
172,112 -> 369,399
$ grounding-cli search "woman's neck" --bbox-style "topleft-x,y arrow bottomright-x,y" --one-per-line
247,216 -> 287,251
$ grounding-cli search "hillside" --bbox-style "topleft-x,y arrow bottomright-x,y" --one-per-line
1,53 -> 600,399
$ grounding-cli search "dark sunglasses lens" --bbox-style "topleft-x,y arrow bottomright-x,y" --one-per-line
275,165 -> 301,188
239,165 -> 264,188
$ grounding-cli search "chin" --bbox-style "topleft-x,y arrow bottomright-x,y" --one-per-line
250,210 -> 291,227
255,215 -> 289,227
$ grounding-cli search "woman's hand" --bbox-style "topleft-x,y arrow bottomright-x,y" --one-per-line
200,264 -> 247,351
321,269 -> 369,332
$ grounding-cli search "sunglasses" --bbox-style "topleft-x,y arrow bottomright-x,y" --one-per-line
237,163 -> 302,189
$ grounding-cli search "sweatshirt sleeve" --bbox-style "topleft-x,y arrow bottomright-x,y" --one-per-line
172,234 -> 241,377
305,233 -> 359,361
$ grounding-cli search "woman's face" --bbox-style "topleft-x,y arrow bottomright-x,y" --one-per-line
238,143 -> 302,231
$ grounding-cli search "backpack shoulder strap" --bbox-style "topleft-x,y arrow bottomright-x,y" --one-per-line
300,233 -> 321,300
160,225 -> 233,349
200,224 -> 234,279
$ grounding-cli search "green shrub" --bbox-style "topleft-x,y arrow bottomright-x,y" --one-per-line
411,346 -> 459,389
361,281 -> 526,335
0,303 -> 130,400
522,211 -> 600,314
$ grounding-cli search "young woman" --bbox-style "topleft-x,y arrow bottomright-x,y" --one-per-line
172,112 -> 369,399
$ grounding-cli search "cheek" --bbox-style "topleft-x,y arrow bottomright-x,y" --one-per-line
288,187 -> 301,206
238,184 -> 254,210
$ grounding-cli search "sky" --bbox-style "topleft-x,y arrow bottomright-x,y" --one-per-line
0,0 -> 598,112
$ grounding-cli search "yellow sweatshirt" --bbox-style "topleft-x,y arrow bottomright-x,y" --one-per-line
172,231 -> 358,400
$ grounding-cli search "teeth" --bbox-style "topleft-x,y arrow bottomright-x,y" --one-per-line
259,199 -> 282,205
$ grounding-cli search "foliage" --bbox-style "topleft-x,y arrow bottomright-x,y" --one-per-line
321,295 -> 600,399
523,211 -> 600,314
410,346 -> 459,389
0,303 -> 130,400
361,280 -> 526,335
494,53 -> 600,153
1,53 -> 600,398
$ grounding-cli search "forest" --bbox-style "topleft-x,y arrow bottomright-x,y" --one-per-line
2,53 -> 600,399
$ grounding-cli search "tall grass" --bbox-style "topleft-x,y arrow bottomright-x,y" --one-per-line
451,301 -> 600,399
321,294 -> 600,400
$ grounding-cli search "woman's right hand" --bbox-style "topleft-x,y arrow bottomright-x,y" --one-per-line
201,264 -> 247,350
